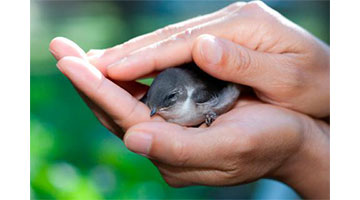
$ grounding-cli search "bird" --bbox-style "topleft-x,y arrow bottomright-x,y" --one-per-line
140,62 -> 242,126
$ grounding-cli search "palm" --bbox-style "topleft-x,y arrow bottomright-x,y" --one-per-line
198,97 -> 302,138
127,98 -> 305,187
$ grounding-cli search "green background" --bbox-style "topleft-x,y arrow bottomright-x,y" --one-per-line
31,0 -> 329,199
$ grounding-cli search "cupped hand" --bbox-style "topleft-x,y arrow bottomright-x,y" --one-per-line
89,1 -> 329,117
124,98 -> 329,199
49,37 -> 329,199
49,37 -> 159,138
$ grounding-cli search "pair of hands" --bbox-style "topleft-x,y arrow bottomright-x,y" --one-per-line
49,1 -> 329,198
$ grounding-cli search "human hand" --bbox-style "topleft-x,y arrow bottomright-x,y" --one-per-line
89,1 -> 329,118
124,98 -> 330,199
49,37 -> 159,138
49,37 -> 329,199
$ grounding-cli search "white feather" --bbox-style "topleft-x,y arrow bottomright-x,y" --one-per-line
160,84 -> 241,126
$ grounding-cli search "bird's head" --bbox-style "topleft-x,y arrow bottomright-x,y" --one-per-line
145,68 -> 188,118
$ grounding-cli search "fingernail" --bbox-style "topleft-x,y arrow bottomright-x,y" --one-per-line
49,48 -> 59,60
125,132 -> 152,155
199,35 -> 222,65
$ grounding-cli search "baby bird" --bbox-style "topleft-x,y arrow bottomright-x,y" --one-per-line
141,63 -> 241,126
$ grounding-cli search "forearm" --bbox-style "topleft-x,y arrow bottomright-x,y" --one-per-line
273,117 -> 330,199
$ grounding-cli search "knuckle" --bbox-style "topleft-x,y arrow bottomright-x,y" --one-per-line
287,68 -> 304,89
168,28 -> 198,53
221,167 -> 242,182
222,159 -> 241,176
173,28 -> 194,42
236,1 -> 271,21
103,42 -> 133,57
273,67 -> 305,97
222,166 -> 255,184
156,25 -> 182,38
102,46 -> 118,57
119,41 -> 134,51
236,134 -> 258,157
227,2 -> 246,11
216,133 -> 245,175
172,27 -> 202,43
231,47 -> 253,76
171,140 -> 190,166
215,159 -> 245,183
226,1 -> 274,29
242,1 -> 267,12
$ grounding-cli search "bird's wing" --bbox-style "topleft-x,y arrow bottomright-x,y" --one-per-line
193,88 -> 219,105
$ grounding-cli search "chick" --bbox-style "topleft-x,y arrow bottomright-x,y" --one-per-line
141,63 -> 241,126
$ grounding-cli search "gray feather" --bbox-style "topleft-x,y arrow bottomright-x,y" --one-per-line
143,62 -> 242,126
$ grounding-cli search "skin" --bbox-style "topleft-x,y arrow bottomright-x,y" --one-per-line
88,1 -> 329,118
49,1 -> 329,198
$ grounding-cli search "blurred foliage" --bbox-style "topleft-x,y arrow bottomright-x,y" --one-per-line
31,0 -> 329,199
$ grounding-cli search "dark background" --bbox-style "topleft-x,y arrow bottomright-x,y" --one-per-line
31,0 -> 329,199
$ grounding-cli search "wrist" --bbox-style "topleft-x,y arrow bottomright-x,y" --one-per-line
271,116 -> 330,199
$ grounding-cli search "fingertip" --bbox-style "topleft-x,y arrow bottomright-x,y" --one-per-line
192,34 -> 228,83
57,56 -> 103,88
123,130 -> 153,156
124,122 -> 184,156
124,122 -> 168,155
49,37 -> 65,60
49,37 -> 87,60
106,60 -> 122,79
193,34 -> 223,66
126,122 -> 177,136
106,57 -> 138,81
49,36 -> 67,49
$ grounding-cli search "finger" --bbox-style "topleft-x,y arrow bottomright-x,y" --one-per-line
87,49 -> 105,57
49,37 -> 87,61
50,37 -> 110,75
112,80 -> 148,100
192,34 -> 285,91
155,162 -> 235,187
49,37 -> 148,134
106,18 -> 235,81
77,90 -> 124,138
50,37 -> 122,134
124,121 -> 238,168
56,56 -> 160,130
49,37 -> 149,96
49,37 -> 149,132
89,2 -> 246,70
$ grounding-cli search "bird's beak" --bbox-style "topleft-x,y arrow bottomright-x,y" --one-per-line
150,107 -> 157,117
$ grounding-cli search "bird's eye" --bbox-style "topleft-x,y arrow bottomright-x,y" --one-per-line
167,93 -> 177,101
162,93 -> 178,108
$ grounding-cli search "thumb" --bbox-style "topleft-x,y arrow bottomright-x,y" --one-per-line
192,34 -> 281,90
124,122 -> 232,168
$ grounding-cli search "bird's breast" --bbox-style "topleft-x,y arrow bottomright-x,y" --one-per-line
159,88 -> 209,126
